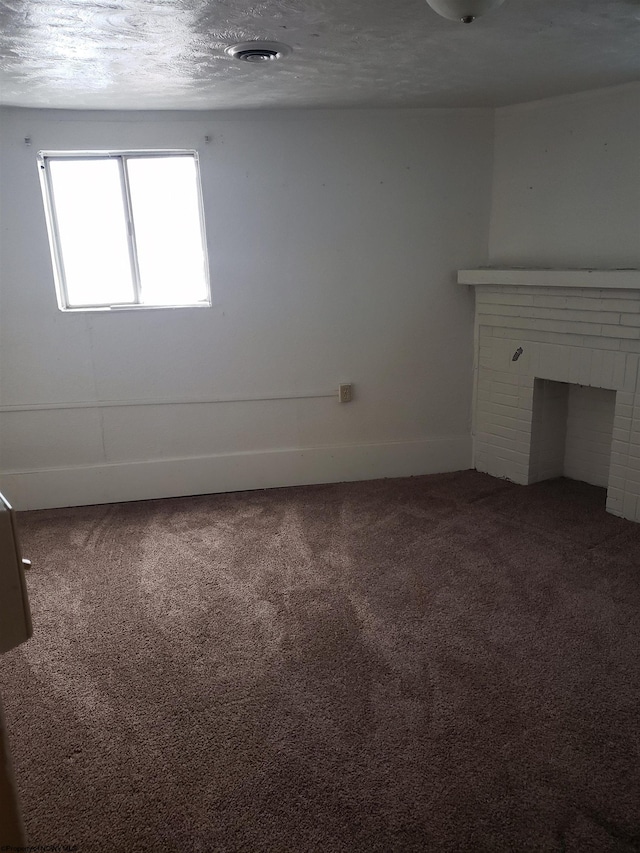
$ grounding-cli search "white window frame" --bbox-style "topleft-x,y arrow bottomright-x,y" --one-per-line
37,149 -> 211,312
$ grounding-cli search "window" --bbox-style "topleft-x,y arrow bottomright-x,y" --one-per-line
38,151 -> 210,310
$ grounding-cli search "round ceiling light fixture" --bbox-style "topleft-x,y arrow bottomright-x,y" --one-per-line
225,41 -> 292,62
425,0 -> 506,23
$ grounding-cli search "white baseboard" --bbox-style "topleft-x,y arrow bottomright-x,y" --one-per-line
1,436 -> 472,511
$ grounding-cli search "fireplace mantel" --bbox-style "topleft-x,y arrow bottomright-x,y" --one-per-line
459,269 -> 640,290
462,267 -> 640,523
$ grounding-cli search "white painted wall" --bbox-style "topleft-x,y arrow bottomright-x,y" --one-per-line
0,107 -> 493,509
489,82 -> 640,269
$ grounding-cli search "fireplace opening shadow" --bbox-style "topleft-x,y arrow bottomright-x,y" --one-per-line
529,379 -> 617,491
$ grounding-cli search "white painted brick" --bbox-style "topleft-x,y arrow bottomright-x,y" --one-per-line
611,442 -> 629,470
485,422 -> 527,442
489,327 -> 517,340
478,293 -> 535,307
623,493 -> 639,521
581,335 -> 622,351
525,346 -> 540,375
533,295 -> 569,309
493,446 -> 529,463
479,314 -> 604,337
602,324 -> 640,340
613,426 -> 631,442
488,413 -> 524,431
491,391 -> 520,407
589,350 -> 605,388
606,495 -> 624,516
479,304 -> 621,325
485,457 -> 510,479
510,329 -> 584,347
475,419 -> 496,438
568,347 -> 583,384
608,475 -> 627,491
600,351 -> 617,388
472,283 -> 640,520
537,344 -> 559,380
616,413 -> 633,430
607,485 -> 624,502
478,400 -> 523,420
607,462 -> 628,481
551,361 -> 571,384
480,368 -> 517,386
618,390 -> 636,407
518,394 -> 534,412
578,349 -> 593,386
612,354 -> 628,389
620,314 -> 640,327
518,374 -> 535,390
479,431 -> 518,450
596,298 -> 640,313
488,380 -> 519,396
626,465 -> 640,485
569,297 -> 637,312
626,477 -> 640,496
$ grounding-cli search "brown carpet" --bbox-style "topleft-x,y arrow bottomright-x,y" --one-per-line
1,470 -> 640,853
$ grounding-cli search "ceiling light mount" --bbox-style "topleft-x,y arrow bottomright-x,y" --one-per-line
426,0 -> 506,23
225,41 -> 291,63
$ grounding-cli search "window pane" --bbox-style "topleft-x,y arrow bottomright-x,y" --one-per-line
126,156 -> 209,306
48,159 -> 135,306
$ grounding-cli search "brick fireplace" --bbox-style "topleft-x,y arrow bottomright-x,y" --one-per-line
460,270 -> 640,523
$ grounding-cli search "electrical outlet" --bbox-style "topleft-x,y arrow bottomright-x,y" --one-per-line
338,383 -> 353,403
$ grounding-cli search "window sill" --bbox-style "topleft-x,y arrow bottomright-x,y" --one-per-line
59,302 -> 212,313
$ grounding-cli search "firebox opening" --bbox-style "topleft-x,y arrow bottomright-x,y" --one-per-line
529,379 -> 616,487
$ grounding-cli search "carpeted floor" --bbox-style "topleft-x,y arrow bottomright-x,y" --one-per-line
1,470 -> 640,852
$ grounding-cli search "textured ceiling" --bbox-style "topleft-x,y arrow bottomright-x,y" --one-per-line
0,0 -> 639,110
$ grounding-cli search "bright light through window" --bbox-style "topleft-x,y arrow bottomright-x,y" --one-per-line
39,151 -> 210,310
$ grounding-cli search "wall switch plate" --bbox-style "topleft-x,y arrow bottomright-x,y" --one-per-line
338,383 -> 353,403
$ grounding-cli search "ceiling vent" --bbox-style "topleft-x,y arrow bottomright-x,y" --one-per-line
225,42 -> 291,63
